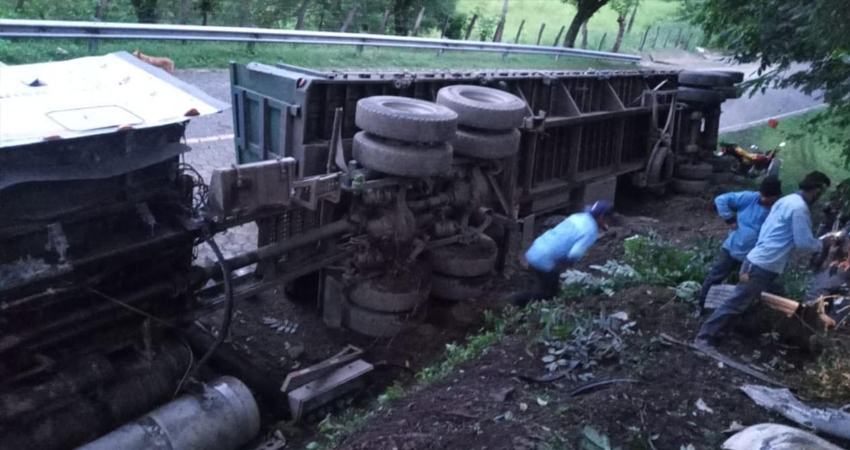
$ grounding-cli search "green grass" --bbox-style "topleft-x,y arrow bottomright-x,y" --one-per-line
719,111 -> 850,193
454,0 -> 699,53
0,38 -> 633,70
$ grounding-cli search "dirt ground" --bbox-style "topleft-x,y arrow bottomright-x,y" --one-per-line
201,187 -> 850,449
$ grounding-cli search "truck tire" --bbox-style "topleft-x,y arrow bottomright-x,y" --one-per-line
353,132 -> 452,178
436,85 -> 527,130
343,299 -> 410,338
718,70 -> 745,83
453,127 -> 521,159
355,96 -> 458,143
349,271 -> 430,313
678,71 -> 734,88
709,155 -> 735,173
672,177 -> 710,195
430,273 -> 488,301
711,172 -> 736,185
427,235 -> 498,277
677,87 -> 726,104
714,85 -> 742,99
675,162 -> 713,180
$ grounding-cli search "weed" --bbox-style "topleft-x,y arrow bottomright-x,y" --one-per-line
312,407 -> 376,449
803,339 -> 850,398
377,383 -> 405,406
416,329 -> 504,384
622,232 -> 713,286
781,261 -> 813,301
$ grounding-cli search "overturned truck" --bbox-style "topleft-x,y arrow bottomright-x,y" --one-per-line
0,53 -> 739,449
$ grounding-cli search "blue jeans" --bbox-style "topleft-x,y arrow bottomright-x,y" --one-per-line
697,261 -> 779,340
698,249 -> 741,309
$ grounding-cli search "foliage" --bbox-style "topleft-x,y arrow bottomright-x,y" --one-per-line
534,302 -> 635,376
580,426 -> 622,450
684,0 -> 850,166
780,262 -> 813,303
803,339 -> 850,398
675,280 -> 701,304
622,231 -> 714,286
416,329 -> 504,383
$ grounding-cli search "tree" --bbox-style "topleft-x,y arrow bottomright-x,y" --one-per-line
610,0 -> 637,53
197,0 -> 219,25
562,0 -> 609,48
686,0 -> 850,161
130,0 -> 158,23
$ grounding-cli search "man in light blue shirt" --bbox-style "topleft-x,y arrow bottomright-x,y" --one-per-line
696,177 -> 782,317
697,171 -> 831,345
509,201 -> 613,307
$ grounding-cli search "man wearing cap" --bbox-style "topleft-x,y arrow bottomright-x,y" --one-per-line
695,176 -> 783,317
509,201 -> 613,308
696,171 -> 832,346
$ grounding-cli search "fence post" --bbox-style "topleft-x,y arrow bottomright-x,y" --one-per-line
552,25 -> 565,60
411,6 -> 426,37
580,20 -> 588,49
536,23 -> 546,45
683,32 -> 693,50
89,0 -> 108,53
378,10 -> 390,34
503,18 -> 524,59
464,14 -> 478,40
652,26 -> 660,48
662,29 -> 671,48
673,28 -> 683,48
437,15 -> 450,57
639,26 -> 650,51
597,32 -> 607,51
340,3 -> 359,33
246,24 -> 257,53
357,24 -> 368,54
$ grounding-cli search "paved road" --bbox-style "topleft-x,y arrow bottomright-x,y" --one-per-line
176,63 -> 823,262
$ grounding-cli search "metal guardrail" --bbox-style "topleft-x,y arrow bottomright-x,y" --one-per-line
0,19 -> 642,63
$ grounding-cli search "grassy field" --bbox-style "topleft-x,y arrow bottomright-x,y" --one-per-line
0,38 -> 633,70
0,0 -> 695,69
455,0 -> 697,53
719,111 -> 850,192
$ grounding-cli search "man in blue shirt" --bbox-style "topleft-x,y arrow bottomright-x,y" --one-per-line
695,177 -> 782,317
509,201 -> 613,308
696,171 -> 832,346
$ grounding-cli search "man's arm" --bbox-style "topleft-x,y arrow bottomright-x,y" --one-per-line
791,206 -> 823,252
715,192 -> 756,224
566,225 -> 599,261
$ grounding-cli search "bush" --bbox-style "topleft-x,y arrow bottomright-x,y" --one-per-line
622,231 -> 714,286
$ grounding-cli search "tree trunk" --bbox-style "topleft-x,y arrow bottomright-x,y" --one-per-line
464,14 -> 478,40
340,3 -> 359,33
626,0 -> 638,34
95,0 -> 109,20
612,13 -> 626,52
411,6 -> 425,37
536,23 -> 545,45
492,0 -> 509,42
378,10 -> 390,34
295,0 -> 310,30
14,0 -> 25,12
179,0 -> 189,24
580,20 -> 588,49
563,9 -> 592,47
202,11 -> 208,25
130,0 -> 158,23
393,0 -> 409,36
552,24 -> 565,46
238,0 -> 251,27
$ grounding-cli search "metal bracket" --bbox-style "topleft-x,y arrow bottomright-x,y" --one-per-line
292,172 -> 342,211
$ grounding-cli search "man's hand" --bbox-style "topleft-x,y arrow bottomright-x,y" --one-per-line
729,221 -> 738,230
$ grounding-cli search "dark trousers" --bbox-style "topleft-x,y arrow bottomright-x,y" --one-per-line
510,266 -> 561,308
698,249 -> 741,309
697,262 -> 780,340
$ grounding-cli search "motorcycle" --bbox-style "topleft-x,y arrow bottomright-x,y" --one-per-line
715,141 -> 783,178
